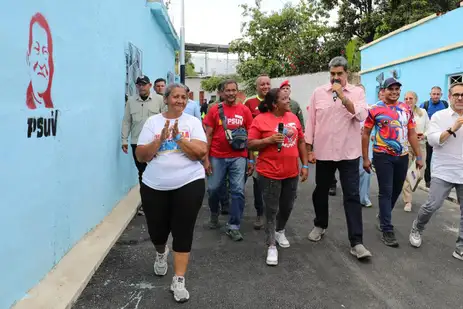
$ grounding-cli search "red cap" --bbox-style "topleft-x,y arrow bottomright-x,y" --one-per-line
280,80 -> 290,88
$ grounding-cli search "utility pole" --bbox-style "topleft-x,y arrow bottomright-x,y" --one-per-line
180,0 -> 185,84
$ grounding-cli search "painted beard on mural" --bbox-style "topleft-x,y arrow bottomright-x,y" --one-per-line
26,12 -> 59,138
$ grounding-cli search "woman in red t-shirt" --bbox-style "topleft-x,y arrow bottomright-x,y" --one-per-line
248,88 -> 309,266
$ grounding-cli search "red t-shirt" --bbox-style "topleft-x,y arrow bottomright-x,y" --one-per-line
203,103 -> 253,158
244,96 -> 263,118
248,112 -> 303,179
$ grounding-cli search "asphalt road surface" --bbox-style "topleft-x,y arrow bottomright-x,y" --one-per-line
74,166 -> 463,309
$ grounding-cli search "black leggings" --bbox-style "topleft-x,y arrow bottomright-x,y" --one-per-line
141,179 -> 205,253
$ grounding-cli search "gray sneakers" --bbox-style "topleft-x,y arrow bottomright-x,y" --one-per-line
154,246 -> 169,276
308,227 -> 326,242
350,244 -> 372,260
170,276 -> 190,303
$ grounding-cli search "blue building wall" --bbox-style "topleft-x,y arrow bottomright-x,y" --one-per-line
0,1 -> 177,308
361,7 -> 463,70
360,7 -> 463,106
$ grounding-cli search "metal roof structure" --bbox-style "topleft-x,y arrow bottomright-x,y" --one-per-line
185,42 -> 230,53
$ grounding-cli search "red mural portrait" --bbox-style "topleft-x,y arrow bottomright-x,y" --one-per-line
26,13 -> 54,109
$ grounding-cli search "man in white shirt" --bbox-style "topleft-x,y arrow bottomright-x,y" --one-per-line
409,82 -> 463,261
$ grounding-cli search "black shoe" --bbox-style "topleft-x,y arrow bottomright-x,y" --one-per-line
208,215 -> 220,229
221,209 -> 229,215
329,187 -> 336,196
425,182 -> 430,188
381,231 -> 399,247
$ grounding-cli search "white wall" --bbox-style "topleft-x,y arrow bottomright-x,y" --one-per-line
271,72 -> 330,120
185,77 -> 216,102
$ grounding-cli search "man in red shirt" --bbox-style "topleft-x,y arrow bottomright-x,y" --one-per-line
243,74 -> 271,229
203,80 -> 255,241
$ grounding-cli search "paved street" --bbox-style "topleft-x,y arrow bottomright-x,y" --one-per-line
74,166 -> 463,309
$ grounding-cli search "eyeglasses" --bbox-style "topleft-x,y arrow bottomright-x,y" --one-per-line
452,93 -> 463,99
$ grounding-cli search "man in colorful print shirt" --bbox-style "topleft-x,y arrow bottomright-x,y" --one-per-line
362,77 -> 423,247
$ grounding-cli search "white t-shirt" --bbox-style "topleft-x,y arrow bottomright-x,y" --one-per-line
137,113 -> 207,190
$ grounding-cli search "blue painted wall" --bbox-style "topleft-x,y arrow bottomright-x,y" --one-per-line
0,1 -> 177,308
361,7 -> 463,71
362,48 -> 463,106
360,7 -> 463,106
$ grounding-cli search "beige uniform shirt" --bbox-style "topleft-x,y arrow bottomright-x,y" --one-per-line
121,94 -> 164,145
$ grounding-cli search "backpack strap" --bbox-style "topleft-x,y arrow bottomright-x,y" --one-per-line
217,103 -> 228,130
443,100 -> 449,108
423,100 -> 429,111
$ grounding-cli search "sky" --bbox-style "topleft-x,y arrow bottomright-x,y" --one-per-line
167,0 -> 337,46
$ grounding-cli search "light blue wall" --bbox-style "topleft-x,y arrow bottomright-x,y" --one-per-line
362,48 -> 463,106
0,1 -> 176,308
361,7 -> 463,71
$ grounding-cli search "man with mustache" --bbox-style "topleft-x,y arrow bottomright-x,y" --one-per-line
363,77 -> 423,247
409,82 -> 463,261
122,75 -> 164,215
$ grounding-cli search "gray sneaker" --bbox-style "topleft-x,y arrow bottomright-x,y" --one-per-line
409,227 -> 422,248
154,246 -> 169,276
308,227 -> 326,242
170,276 -> 190,303
452,250 -> 463,261
350,244 -> 372,260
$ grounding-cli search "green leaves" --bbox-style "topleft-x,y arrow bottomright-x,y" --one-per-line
229,0 -> 344,82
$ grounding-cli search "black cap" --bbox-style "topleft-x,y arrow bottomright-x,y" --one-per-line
382,77 -> 402,89
136,75 -> 151,85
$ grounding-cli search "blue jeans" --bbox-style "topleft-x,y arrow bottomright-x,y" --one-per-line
359,156 -> 371,205
373,153 -> 409,232
208,157 -> 247,230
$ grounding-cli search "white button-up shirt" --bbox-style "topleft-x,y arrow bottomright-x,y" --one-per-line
427,108 -> 463,184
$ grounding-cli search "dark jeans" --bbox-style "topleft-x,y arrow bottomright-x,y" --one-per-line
141,179 -> 205,252
219,178 -> 230,210
425,142 -> 433,183
245,176 -> 264,216
258,174 -> 298,245
313,158 -> 363,247
373,153 -> 409,233
131,144 -> 147,209
207,157 -> 247,230
131,144 -> 147,184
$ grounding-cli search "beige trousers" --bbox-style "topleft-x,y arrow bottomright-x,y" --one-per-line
402,143 -> 427,204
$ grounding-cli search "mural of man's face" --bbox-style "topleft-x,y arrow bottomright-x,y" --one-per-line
28,23 -> 51,95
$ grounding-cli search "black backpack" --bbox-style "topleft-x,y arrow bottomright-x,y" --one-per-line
423,100 -> 448,111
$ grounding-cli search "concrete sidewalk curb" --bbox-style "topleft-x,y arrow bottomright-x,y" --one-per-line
418,184 -> 459,204
11,186 -> 141,309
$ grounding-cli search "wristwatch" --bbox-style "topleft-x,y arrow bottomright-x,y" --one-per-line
447,128 -> 456,137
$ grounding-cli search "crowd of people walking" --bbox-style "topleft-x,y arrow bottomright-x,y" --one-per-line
121,56 -> 463,303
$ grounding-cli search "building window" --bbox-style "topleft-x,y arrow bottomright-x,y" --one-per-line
125,43 -> 143,97
449,73 -> 463,86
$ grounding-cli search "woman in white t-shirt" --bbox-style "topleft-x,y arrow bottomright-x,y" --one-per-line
136,83 -> 207,303
402,91 -> 430,212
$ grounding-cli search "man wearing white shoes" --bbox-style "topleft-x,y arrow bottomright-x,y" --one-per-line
409,82 -> 463,261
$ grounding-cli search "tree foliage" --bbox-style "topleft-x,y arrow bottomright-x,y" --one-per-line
229,0 -> 344,84
200,74 -> 242,92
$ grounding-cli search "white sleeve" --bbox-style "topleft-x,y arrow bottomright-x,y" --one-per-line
190,117 -> 207,142
426,113 -> 444,147
137,118 -> 156,146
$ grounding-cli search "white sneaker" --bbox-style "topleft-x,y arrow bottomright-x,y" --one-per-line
275,230 -> 290,248
308,227 -> 325,242
350,244 -> 372,260
154,246 -> 169,276
404,203 -> 412,212
170,276 -> 190,303
266,245 -> 278,266
409,228 -> 422,248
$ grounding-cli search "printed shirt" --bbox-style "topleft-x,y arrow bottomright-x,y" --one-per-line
364,101 -> 416,156
203,103 -> 253,158
244,95 -> 264,118
137,113 -> 207,190
304,83 -> 368,161
248,112 -> 303,179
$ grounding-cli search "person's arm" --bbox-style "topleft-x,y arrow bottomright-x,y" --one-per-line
408,128 -> 422,158
335,87 -> 368,121
248,136 -> 275,150
135,119 -> 163,162
175,120 -> 207,161
121,101 -> 131,145
362,127 -> 372,160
